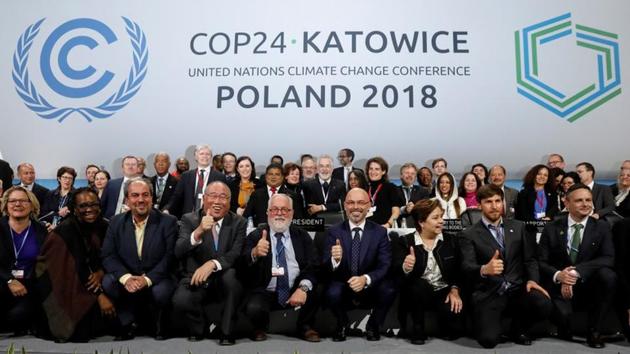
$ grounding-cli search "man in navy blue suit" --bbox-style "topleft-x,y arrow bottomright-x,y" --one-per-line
100,156 -> 139,219
323,188 -> 395,341
101,178 -> 177,340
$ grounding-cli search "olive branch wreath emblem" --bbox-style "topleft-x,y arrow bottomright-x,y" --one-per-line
12,17 -> 148,122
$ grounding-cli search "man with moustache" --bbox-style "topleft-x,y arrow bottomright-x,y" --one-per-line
243,193 -> 320,342
101,178 -> 177,340
323,188 -> 395,341
172,181 -> 245,345
459,184 -> 551,348
303,155 -> 346,217
397,163 -> 430,227
489,165 -> 518,219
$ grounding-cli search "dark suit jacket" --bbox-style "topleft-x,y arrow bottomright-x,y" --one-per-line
396,185 -> 430,225
100,177 -> 124,219
175,210 -> 246,278
243,186 -> 304,226
332,166 -> 363,185
504,186 -> 518,219
227,177 -> 263,213
165,168 -> 227,218
0,216 -> 47,282
150,174 -> 178,211
611,185 -> 630,218
538,215 -> 614,287
40,188 -> 74,224
613,218 -> 630,308
392,231 -> 460,288
322,220 -> 391,285
101,209 -> 177,285
302,178 -> 346,213
459,219 -> 539,303
243,224 -> 318,291
592,183 -> 615,218
515,186 -> 559,221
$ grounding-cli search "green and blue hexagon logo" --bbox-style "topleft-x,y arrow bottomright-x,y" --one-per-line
515,13 -> 621,122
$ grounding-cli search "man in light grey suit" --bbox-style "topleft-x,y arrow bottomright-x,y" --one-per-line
576,162 -> 615,219
489,165 -> 518,219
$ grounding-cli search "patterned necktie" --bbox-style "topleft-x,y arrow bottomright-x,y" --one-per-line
275,232 -> 290,306
212,223 -> 220,250
195,169 -> 205,210
570,224 -> 583,263
351,227 -> 361,276
156,177 -> 165,201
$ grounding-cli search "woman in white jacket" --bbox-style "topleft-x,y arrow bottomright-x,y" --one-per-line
433,173 -> 466,219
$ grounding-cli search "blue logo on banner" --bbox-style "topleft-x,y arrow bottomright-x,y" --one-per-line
12,17 -> 148,122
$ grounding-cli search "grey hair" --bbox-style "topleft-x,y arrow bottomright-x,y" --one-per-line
195,144 -> 212,155
267,193 -> 293,209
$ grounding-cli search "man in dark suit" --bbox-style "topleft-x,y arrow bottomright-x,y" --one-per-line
323,188 -> 395,341
460,184 -> 551,348
15,163 -> 49,208
332,148 -> 362,188
303,155 -> 346,216
150,153 -> 178,211
101,178 -> 177,340
243,193 -> 321,342
244,164 -> 303,226
489,165 -> 518,219
538,183 -> 616,348
100,156 -> 139,219
164,145 -> 226,218
172,181 -> 245,345
576,162 -> 615,219
397,162 -> 430,227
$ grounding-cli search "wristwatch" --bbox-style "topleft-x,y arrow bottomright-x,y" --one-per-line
7,279 -> 14,284
298,284 -> 310,293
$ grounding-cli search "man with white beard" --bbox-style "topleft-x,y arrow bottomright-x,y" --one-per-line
243,193 -> 321,342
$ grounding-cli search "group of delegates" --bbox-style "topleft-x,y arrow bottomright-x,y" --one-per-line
0,149 -> 630,350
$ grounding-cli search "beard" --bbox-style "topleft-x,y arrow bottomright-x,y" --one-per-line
269,217 -> 291,233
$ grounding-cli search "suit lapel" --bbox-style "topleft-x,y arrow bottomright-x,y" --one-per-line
359,223 -> 372,266
123,214 -> 140,261
475,223 -> 501,255
503,221 -> 517,259
290,229 -> 304,267
555,219 -> 571,264
577,218 -> 596,262
217,214 -> 232,252
141,211 -> 157,260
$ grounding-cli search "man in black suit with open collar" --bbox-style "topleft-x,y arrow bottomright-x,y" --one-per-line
303,155 -> 346,217
164,144 -> 226,218
323,188 -> 395,342
243,193 -> 320,342
101,178 -> 177,340
460,184 -> 551,349
397,162 -> 430,227
172,181 -> 245,345
15,162 -> 49,209
244,164 -> 303,226
150,152 -> 178,211
332,148 -> 363,188
576,162 -> 615,220
538,183 -> 616,348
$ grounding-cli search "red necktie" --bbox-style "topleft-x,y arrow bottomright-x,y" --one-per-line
270,186 -> 277,195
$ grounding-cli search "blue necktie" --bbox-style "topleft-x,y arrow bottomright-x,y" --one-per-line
275,232 -> 290,306
351,227 -> 361,276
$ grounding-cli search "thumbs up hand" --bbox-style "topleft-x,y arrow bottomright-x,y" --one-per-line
481,249 -> 504,276
403,246 -> 416,273
200,209 -> 215,231
332,238 -> 343,262
253,229 -> 270,258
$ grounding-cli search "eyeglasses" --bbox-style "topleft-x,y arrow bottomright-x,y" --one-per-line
7,199 -> 31,205
77,202 -> 101,209
268,207 -> 292,215
205,193 -> 229,200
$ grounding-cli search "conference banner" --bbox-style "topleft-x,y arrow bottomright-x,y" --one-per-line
1,0 -> 627,178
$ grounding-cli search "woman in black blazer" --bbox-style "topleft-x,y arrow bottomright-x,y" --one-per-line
515,164 -> 558,222
228,156 -> 263,214
0,186 -> 47,336
392,199 -> 463,345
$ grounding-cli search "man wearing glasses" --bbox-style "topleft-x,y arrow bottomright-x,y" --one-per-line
243,193 -> 320,342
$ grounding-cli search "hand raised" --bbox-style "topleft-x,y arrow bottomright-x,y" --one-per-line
403,246 -> 416,273
332,238 -> 343,262
253,230 -> 270,258
482,250 -> 504,276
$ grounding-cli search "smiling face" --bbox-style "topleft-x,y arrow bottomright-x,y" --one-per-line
464,174 -> 478,193
154,155 -> 170,176
489,166 -> 506,187
286,168 -> 301,185
5,189 -> 33,220
267,194 -> 294,233
58,172 -> 74,191
419,207 -> 444,237
85,166 -> 99,183
400,167 -> 416,186
222,155 -> 236,174
94,171 -> 109,190
237,159 -> 252,180
472,166 -> 486,182
18,164 -> 35,185
126,181 -> 152,219
195,147 -> 212,168
368,162 -> 386,182
566,187 -> 593,220
74,191 -> 101,224
318,157 -> 333,180
534,167 -> 549,188
265,167 -> 284,188
438,175 -> 452,196
344,188 -> 371,224
203,182 -> 230,220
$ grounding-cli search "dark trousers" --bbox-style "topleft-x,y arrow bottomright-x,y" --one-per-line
244,287 -> 319,333
172,268 -> 242,336
400,279 -> 461,338
551,267 -> 617,333
473,286 -> 552,349
0,281 -> 38,333
102,273 -> 175,328
325,278 -> 396,330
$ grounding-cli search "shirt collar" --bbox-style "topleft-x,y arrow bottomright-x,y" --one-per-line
413,231 -> 444,246
270,228 -> 290,240
587,181 -> 595,189
348,219 -> 366,231
481,215 -> 503,229
568,214 -> 588,229
319,177 -> 331,185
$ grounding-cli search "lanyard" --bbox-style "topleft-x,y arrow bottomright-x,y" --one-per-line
321,183 -> 330,203
57,193 -> 69,210
368,183 -> 383,204
535,191 -> 546,209
10,224 -> 31,266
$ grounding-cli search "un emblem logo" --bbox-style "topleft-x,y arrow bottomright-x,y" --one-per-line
515,13 -> 621,123
12,17 -> 148,122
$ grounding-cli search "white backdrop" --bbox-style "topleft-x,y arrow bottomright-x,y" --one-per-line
1,0 -> 628,178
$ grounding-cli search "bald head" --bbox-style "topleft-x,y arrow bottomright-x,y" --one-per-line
344,188 -> 371,224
